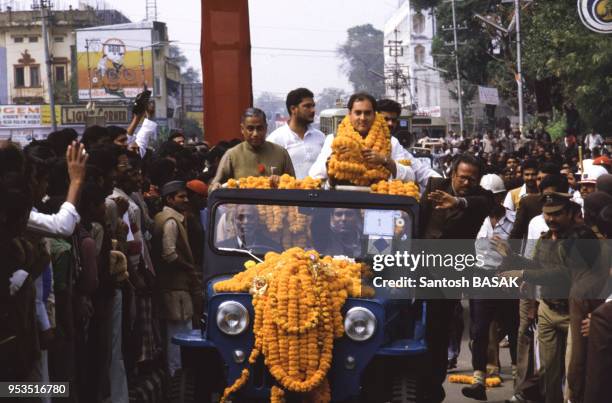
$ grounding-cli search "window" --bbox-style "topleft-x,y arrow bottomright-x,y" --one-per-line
30,66 -> 40,87
29,37 -> 38,43
14,37 -> 23,43
15,66 -> 25,87
413,13 -> 425,34
54,36 -> 64,43
55,65 -> 65,83
414,45 -> 426,65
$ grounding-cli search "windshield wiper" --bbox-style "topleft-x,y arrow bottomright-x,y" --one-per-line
218,247 -> 264,263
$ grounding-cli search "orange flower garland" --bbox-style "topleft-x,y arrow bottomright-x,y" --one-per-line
328,113 -> 391,186
226,175 -> 320,238
214,248 -> 370,402
448,374 -> 502,388
370,179 -> 420,200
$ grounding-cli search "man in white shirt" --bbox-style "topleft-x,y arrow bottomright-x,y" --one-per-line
377,98 -> 441,192
465,174 -> 518,401
309,92 -> 415,183
127,100 -> 157,158
503,159 -> 540,211
26,141 -> 88,237
584,129 -> 604,152
267,88 -> 325,179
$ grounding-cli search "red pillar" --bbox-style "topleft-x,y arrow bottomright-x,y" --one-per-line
201,0 -> 253,145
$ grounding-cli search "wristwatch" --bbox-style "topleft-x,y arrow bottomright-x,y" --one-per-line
454,197 -> 468,209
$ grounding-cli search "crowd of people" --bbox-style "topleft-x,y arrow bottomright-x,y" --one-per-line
1,87 -> 611,403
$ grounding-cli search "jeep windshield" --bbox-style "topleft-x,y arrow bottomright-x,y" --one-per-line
212,203 -> 413,260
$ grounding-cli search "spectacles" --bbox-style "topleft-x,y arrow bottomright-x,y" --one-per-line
455,175 -> 478,184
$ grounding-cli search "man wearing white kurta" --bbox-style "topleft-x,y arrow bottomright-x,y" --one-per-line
308,93 -> 415,183
267,88 -> 325,179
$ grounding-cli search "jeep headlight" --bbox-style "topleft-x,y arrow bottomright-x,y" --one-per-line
344,307 -> 376,341
216,301 -> 249,335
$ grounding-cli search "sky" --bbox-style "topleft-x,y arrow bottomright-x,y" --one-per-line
64,0 -> 404,99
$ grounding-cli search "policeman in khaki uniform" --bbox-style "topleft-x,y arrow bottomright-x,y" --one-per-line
153,181 -> 199,377
499,192 -> 608,403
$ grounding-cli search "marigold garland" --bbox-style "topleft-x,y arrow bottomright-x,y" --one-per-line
328,113 -> 392,186
226,175 -> 319,244
448,374 -> 502,388
370,179 -> 420,200
214,248 -> 372,402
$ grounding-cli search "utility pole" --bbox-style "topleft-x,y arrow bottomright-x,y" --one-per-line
85,39 -> 92,103
145,0 -> 158,21
515,0 -> 524,131
450,0 -> 464,132
387,29 -> 403,102
384,29 -> 413,109
33,0 -> 57,131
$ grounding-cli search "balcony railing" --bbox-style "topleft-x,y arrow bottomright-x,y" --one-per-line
12,85 -> 46,103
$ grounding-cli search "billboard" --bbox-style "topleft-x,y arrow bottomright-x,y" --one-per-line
0,105 -> 41,126
61,105 -> 131,125
76,28 -> 153,100
478,86 -> 500,105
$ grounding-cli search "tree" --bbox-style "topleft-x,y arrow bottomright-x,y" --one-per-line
316,87 -> 349,110
521,1 -> 612,133
169,45 -> 201,84
182,117 -> 203,141
428,0 -> 511,113
181,67 -> 201,84
254,92 -> 286,131
422,0 -> 612,133
337,24 -> 385,97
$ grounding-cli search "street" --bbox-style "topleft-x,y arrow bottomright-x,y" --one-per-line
443,303 -> 515,403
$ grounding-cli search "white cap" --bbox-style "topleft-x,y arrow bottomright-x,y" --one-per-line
480,174 -> 506,194
579,164 -> 608,184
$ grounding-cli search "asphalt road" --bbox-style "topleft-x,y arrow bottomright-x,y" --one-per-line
442,304 -> 515,403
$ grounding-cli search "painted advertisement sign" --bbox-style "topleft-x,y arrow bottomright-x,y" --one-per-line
0,105 -> 41,126
61,105 -> 131,125
76,28 -> 153,100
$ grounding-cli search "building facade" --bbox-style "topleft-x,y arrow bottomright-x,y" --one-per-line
0,6 -> 182,141
384,1 -> 514,134
384,1 -> 459,125
0,7 -> 129,105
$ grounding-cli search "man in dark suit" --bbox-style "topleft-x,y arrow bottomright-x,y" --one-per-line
419,154 -> 494,402
217,204 -> 281,253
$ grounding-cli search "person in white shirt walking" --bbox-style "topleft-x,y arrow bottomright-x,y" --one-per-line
584,129 -> 604,153
267,88 -> 325,179
464,174 -> 519,401
504,159 -> 540,211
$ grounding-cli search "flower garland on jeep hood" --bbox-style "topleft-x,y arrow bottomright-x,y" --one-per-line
214,247 -> 373,402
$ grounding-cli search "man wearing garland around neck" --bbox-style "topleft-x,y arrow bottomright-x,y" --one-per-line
308,92 -> 415,185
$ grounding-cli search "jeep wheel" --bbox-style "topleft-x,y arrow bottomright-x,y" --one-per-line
390,372 -> 420,403
169,368 -> 196,403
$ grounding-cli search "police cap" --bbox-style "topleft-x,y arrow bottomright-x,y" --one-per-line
541,192 -> 572,214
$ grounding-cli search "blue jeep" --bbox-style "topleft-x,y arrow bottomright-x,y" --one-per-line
171,188 -> 428,402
